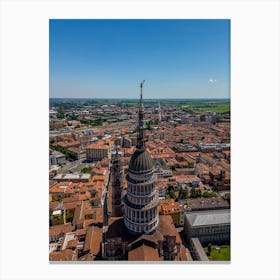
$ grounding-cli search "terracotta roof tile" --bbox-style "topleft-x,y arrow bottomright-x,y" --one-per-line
84,226 -> 102,255
49,224 -> 75,237
128,244 -> 161,261
49,249 -> 76,261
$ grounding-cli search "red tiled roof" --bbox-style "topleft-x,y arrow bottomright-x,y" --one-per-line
49,249 -> 76,261
49,224 -> 75,237
84,226 -> 102,255
128,244 -> 160,261
86,144 -> 109,150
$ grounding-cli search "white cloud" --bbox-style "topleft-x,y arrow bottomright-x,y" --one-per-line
208,78 -> 217,83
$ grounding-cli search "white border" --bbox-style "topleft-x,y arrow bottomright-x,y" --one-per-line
0,0 -> 279,279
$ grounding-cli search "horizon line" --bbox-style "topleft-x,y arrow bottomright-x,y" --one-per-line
49,97 -> 230,100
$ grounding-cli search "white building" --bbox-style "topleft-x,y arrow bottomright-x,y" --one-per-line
86,144 -> 109,161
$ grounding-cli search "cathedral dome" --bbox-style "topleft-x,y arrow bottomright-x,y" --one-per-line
128,148 -> 154,174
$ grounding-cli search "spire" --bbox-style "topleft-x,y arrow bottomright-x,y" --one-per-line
158,101 -> 162,122
136,80 -> 145,150
140,81 -> 144,110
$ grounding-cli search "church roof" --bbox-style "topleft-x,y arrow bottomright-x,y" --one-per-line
105,216 -> 190,261
128,244 -> 161,261
128,148 -> 154,174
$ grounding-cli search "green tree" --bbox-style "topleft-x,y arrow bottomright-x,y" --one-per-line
190,187 -> 196,198
165,193 -> 170,199
57,110 -> 65,119
212,187 -> 218,192
179,186 -> 188,199
154,119 -> 159,125
65,209 -> 75,223
183,187 -> 188,199
196,189 -> 202,198
202,191 -> 218,198
200,115 -> 206,122
81,167 -> 91,174
207,243 -> 212,255
93,119 -> 102,126
187,163 -> 194,168
65,150 -> 78,160
169,189 -> 176,200
68,113 -> 78,120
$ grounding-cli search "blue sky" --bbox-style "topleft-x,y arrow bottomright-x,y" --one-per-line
50,19 -> 230,99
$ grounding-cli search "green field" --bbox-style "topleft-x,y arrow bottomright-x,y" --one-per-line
205,245 -> 230,261
181,102 -> 230,114
50,98 -> 230,114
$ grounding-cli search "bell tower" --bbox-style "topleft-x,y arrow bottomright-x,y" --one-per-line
111,148 -> 123,217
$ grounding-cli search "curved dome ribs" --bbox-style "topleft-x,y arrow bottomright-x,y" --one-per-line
128,149 -> 154,174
